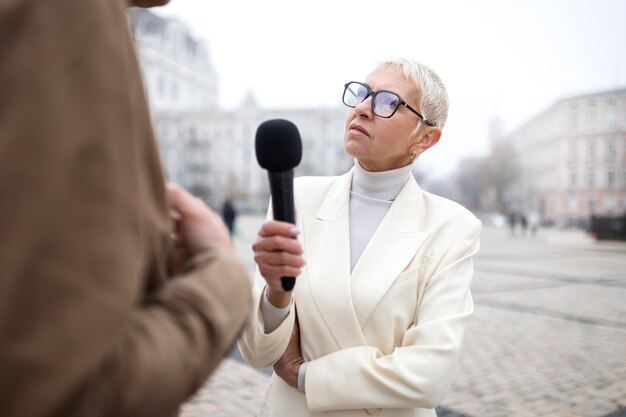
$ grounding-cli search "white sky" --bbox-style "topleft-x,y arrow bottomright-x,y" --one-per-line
154,0 -> 626,178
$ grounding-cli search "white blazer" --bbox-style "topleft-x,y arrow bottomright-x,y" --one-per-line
239,167 -> 481,417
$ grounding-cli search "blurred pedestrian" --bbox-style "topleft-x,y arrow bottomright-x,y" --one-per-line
0,1 -> 251,416
222,198 -> 238,236
508,212 -> 517,236
520,213 -> 528,236
240,58 -> 481,417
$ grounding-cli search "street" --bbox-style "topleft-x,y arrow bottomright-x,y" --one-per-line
182,214 -> 626,417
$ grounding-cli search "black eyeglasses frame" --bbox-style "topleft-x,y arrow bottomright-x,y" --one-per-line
342,81 -> 433,126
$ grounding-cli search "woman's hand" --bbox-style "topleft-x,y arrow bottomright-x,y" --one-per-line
273,313 -> 304,389
252,220 -> 305,308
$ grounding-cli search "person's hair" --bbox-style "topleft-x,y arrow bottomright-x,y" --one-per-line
379,58 -> 449,129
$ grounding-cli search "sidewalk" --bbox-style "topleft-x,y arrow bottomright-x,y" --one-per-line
180,359 -> 268,417
180,214 -> 267,417
180,216 -> 626,417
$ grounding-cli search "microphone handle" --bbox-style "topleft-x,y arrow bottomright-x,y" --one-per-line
268,171 -> 296,291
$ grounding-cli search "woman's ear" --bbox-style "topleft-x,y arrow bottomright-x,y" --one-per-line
411,126 -> 442,157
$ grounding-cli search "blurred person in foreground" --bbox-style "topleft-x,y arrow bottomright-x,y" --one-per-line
0,1 -> 251,416
239,58 -> 481,417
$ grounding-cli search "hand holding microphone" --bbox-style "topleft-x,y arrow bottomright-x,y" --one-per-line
253,119 -> 304,297
253,221 -> 304,305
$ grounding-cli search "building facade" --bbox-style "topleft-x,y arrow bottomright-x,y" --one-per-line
129,9 -> 352,212
128,8 -> 218,113
508,88 -> 626,226
154,100 -> 351,212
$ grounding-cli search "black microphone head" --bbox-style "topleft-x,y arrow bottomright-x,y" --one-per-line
255,119 -> 302,172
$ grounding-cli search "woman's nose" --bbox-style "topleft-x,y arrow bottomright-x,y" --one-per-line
354,96 -> 374,119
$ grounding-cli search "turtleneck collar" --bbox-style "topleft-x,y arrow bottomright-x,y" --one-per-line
351,160 -> 413,201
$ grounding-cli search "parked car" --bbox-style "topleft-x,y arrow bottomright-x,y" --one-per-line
590,214 -> 626,240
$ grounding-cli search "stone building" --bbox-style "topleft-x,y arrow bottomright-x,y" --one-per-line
154,98 -> 351,212
129,9 -> 351,211
128,8 -> 218,113
508,88 -> 626,226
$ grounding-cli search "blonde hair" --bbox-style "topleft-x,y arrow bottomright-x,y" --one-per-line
379,58 -> 449,129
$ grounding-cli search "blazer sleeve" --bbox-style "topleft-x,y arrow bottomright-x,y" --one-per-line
0,1 -> 251,417
237,197 -> 298,369
237,267 -> 297,368
304,219 -> 481,412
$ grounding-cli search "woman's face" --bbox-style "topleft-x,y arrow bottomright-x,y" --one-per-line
343,65 -> 423,172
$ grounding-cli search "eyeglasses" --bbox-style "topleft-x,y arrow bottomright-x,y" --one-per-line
342,81 -> 432,125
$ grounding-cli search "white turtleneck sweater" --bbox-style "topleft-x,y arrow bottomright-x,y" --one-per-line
349,161 -> 413,271
261,161 -> 414,391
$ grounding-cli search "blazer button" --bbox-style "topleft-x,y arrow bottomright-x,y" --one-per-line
365,408 -> 382,415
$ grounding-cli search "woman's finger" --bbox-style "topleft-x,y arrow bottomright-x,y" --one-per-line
252,235 -> 303,255
254,250 -> 305,268
258,220 -> 300,239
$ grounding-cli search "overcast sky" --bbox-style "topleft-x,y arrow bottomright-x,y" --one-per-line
154,0 -> 626,178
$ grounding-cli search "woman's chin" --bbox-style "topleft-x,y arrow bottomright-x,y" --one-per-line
343,140 -> 366,160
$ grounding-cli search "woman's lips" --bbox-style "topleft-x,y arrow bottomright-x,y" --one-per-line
349,124 -> 369,137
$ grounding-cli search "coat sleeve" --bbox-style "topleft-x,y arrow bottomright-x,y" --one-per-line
0,1 -> 251,417
237,197 -> 299,369
61,250 -> 253,417
237,263 -> 296,369
304,219 -> 481,412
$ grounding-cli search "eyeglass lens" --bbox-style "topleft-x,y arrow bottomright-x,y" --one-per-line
343,82 -> 401,118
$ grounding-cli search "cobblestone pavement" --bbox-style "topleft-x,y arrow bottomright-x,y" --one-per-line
182,215 -> 626,417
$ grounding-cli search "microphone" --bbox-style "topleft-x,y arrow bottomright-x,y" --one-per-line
255,119 -> 302,291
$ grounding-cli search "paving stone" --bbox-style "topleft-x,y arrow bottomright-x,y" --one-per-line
180,217 -> 626,417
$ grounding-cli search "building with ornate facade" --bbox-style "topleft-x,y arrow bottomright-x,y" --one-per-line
128,9 -> 351,211
128,8 -> 218,113
508,88 -> 626,226
153,99 -> 351,212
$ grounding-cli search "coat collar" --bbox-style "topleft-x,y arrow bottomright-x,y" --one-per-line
350,176 -> 431,327
301,170 -> 430,348
315,167 -> 354,221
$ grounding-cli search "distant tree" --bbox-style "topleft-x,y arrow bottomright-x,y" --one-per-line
484,140 -> 519,213
453,139 -> 519,213
413,164 -> 460,203
423,178 -> 459,202
455,157 -> 488,211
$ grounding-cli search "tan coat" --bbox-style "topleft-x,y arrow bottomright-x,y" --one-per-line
0,1 -> 251,416
239,169 -> 481,417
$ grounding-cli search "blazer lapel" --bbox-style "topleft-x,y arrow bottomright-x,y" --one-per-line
301,168 -> 368,349
350,176 -> 431,327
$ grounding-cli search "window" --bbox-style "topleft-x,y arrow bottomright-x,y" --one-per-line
587,100 -> 597,131
587,140 -> 596,157
588,199 -> 596,214
586,167 -> 595,188
569,169 -> 577,188
607,166 -> 615,188
604,197 -> 615,213
606,139 -> 615,160
607,103 -> 616,128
